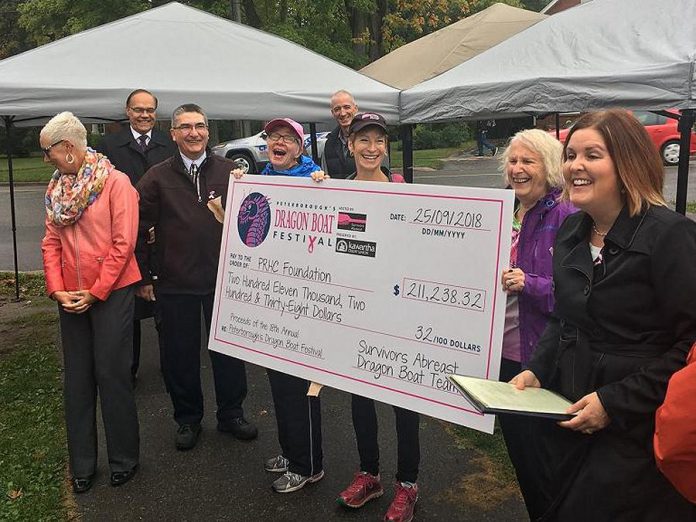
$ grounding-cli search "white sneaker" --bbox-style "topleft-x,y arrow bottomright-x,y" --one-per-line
272,470 -> 325,493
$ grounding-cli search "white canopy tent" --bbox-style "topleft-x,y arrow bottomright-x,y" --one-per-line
401,0 -> 696,123
0,1 -> 400,299
0,2 -> 399,126
360,3 -> 546,90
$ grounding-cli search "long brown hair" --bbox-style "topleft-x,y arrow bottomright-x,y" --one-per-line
562,109 -> 665,216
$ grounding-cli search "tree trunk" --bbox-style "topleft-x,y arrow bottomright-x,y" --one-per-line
279,0 -> 287,23
369,0 -> 388,59
241,0 -> 262,28
345,0 -> 367,59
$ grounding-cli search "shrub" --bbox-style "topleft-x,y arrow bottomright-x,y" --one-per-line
411,122 -> 471,150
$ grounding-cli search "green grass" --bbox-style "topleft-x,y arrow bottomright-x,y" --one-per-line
390,147 -> 460,170
0,157 -> 54,183
451,424 -> 517,485
0,272 -> 68,521
685,202 -> 696,214
442,422 -> 521,509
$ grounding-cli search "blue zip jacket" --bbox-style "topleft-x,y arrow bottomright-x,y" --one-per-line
261,155 -> 320,177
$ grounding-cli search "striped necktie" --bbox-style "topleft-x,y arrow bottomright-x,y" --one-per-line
190,163 -> 201,201
138,134 -> 148,151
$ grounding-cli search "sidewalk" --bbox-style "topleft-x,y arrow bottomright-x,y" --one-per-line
75,319 -> 527,521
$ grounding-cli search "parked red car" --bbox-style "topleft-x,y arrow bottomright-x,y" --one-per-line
552,110 -> 696,166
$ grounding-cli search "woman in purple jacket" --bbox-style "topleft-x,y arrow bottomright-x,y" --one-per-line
498,129 -> 575,520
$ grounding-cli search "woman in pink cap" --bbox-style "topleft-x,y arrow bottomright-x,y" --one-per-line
233,117 -> 324,494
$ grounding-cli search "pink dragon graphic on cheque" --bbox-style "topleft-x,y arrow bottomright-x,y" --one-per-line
237,192 -> 272,247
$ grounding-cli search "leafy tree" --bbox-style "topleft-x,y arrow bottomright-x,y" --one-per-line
4,0 -> 554,68
0,0 -> 32,59
382,0 -> 472,53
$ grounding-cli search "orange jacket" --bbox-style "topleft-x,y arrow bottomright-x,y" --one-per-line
42,170 -> 141,301
654,344 -> 696,503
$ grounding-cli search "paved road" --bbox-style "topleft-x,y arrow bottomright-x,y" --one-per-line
2,156 -> 694,271
74,323 -> 526,521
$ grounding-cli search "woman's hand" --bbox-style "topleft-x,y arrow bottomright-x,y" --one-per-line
230,168 -> 245,180
311,170 -> 329,182
559,392 -> 611,435
502,267 -> 526,293
61,290 -> 97,314
52,290 -> 79,308
510,370 -> 541,390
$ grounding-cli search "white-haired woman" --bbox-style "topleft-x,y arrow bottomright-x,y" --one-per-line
498,129 -> 576,520
41,112 -> 141,493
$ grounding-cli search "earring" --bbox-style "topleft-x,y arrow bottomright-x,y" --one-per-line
66,152 -> 75,164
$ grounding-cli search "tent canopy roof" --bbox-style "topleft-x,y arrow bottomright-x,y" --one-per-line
401,0 -> 696,123
0,2 -> 399,125
361,3 -> 546,90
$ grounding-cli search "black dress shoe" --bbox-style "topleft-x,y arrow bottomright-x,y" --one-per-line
176,423 -> 201,450
217,417 -> 258,441
110,465 -> 138,487
72,476 -> 94,494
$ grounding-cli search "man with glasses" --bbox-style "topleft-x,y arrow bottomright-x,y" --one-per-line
135,104 -> 258,451
97,89 -> 176,385
321,90 -> 388,178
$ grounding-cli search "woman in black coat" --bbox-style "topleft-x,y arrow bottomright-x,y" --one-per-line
512,109 -> 696,521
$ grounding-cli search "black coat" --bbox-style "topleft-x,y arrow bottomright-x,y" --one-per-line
135,152 -> 232,295
97,127 -> 176,186
322,126 -> 354,179
528,206 -> 696,521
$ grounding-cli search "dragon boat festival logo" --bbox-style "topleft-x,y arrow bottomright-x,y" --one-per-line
237,192 -> 271,247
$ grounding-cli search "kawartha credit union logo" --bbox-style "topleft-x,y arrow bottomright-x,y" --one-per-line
237,192 -> 271,247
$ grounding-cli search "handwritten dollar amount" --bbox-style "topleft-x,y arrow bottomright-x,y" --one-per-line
401,278 -> 485,311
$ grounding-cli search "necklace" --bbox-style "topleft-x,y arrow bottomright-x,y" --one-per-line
592,222 -> 608,237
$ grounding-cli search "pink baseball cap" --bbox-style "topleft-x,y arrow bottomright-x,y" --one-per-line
264,118 -> 305,143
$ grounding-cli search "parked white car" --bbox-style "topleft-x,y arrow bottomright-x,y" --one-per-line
211,131 -> 329,173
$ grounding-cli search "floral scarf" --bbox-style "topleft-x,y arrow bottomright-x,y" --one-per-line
45,148 -> 111,226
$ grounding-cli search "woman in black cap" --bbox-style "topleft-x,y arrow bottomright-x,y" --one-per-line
333,112 -> 420,522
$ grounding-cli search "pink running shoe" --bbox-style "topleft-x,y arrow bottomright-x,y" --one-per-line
384,482 -> 418,522
336,471 -> 384,508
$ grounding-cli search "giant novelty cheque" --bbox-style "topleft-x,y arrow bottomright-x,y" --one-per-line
209,176 -> 514,433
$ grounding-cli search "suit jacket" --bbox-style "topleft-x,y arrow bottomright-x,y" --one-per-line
97,126 -> 176,186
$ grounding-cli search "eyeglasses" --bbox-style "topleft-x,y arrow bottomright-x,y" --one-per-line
42,140 -> 64,157
129,107 -> 156,115
265,132 -> 299,145
172,123 -> 208,133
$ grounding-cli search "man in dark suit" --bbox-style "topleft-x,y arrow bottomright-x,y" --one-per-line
97,89 -> 176,383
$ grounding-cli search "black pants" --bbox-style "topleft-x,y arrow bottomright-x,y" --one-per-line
499,357 -> 552,521
158,293 -> 248,426
268,369 -> 322,477
131,296 -> 164,378
351,394 -> 420,483
59,285 -> 139,476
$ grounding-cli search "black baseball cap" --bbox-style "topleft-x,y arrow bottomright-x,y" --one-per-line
348,112 -> 388,135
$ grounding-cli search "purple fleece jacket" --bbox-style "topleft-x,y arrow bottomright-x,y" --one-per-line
516,189 -> 576,365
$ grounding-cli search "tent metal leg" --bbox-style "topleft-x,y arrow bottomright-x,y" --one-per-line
309,123 -> 319,166
3,115 -> 20,301
400,124 -> 414,183
555,113 -> 560,140
675,109 -> 694,215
